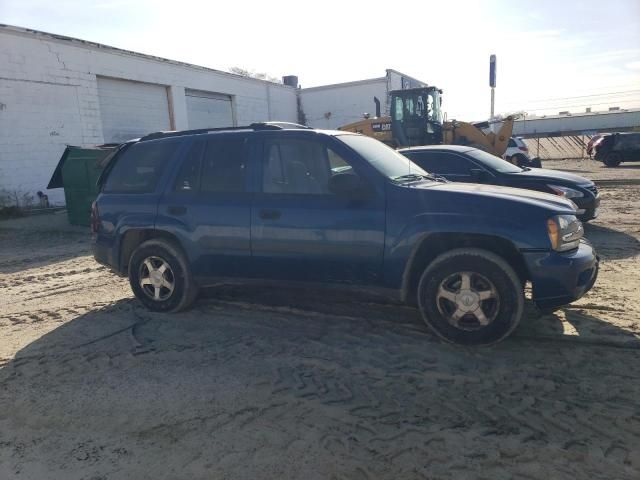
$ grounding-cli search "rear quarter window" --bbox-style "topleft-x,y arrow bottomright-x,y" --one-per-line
103,138 -> 181,193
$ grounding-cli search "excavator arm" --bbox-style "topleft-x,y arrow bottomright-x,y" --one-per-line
443,115 -> 518,157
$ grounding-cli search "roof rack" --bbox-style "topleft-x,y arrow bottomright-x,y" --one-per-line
139,121 -> 311,142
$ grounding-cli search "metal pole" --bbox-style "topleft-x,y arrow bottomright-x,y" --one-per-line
490,87 -> 495,119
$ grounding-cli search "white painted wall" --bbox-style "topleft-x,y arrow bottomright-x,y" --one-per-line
0,78 -> 85,205
300,78 -> 388,130
513,110 -> 640,136
0,26 -> 297,205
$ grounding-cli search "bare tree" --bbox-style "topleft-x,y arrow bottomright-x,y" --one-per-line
229,67 -> 282,84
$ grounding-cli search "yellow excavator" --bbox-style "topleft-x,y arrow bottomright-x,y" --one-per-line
339,86 -> 519,159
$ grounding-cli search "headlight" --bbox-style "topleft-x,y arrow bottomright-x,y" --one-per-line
547,214 -> 583,252
548,184 -> 584,199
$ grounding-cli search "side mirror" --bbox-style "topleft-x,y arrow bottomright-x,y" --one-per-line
470,168 -> 489,182
328,173 -> 368,199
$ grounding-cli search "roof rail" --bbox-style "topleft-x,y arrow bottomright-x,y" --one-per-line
252,122 -> 311,130
139,121 -> 311,142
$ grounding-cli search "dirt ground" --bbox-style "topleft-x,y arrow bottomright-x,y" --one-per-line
1,159 -> 639,480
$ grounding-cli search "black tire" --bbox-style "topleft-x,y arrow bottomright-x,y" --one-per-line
128,238 -> 198,312
417,248 -> 524,346
603,152 -> 622,167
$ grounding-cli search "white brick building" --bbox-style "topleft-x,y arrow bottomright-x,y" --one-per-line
0,25 -> 298,204
0,25 -> 428,206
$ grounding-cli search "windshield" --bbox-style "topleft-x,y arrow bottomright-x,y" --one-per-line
337,134 -> 431,181
466,149 -> 524,173
392,90 -> 443,124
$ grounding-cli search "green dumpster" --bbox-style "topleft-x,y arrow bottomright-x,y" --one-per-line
47,145 -> 116,226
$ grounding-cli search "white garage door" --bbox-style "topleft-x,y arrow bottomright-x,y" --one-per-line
0,79 -> 84,204
97,77 -> 171,143
185,89 -> 234,129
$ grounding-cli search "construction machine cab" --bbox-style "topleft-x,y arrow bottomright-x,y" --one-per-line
390,87 -> 444,147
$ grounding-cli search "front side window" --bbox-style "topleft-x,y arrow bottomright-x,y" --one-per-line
262,138 -> 357,195
201,136 -> 247,192
103,138 -> 180,193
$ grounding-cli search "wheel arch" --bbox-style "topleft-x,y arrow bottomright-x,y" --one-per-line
401,232 -> 529,305
118,229 -> 186,275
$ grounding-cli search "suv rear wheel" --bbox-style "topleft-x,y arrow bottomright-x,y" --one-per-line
417,248 -> 524,346
129,239 -> 198,312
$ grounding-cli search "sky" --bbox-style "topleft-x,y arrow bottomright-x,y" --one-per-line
1,0 -> 639,120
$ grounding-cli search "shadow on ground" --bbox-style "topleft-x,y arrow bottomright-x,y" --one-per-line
2,292 -> 640,478
584,223 -> 640,260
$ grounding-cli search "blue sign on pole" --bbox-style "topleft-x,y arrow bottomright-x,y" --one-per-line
489,54 -> 497,87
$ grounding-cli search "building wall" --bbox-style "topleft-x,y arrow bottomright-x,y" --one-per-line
299,69 -> 428,130
300,78 -> 388,130
0,26 -> 297,205
513,110 -> 640,136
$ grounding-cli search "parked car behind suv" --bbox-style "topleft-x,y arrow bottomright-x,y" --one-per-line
399,145 -> 600,221
594,132 -> 640,167
504,136 -> 541,168
92,123 -> 598,345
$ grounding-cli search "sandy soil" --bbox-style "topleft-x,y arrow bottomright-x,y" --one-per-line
1,162 -> 639,480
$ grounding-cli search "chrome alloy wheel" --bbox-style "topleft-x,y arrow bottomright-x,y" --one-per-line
139,256 -> 175,301
436,271 -> 499,330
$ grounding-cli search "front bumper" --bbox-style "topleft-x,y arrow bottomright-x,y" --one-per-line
574,195 -> 600,221
523,240 -> 599,310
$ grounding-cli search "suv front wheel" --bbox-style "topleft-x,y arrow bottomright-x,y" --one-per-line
417,248 -> 524,346
129,239 -> 198,312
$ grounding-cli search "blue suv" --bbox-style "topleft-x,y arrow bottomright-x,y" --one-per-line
92,123 -> 598,345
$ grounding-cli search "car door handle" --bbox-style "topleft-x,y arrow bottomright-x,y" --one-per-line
168,205 -> 187,215
259,209 -> 281,220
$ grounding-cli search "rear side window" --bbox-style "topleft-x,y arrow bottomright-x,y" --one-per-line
508,138 -> 517,148
103,139 -> 181,193
174,141 -> 205,192
201,136 -> 247,192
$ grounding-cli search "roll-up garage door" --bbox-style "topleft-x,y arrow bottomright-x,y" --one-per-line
97,77 -> 171,143
185,89 -> 234,129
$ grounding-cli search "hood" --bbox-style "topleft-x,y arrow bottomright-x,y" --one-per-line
504,167 -> 593,186
423,181 -> 577,212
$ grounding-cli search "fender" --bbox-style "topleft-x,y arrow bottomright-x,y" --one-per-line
382,212 -> 540,291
